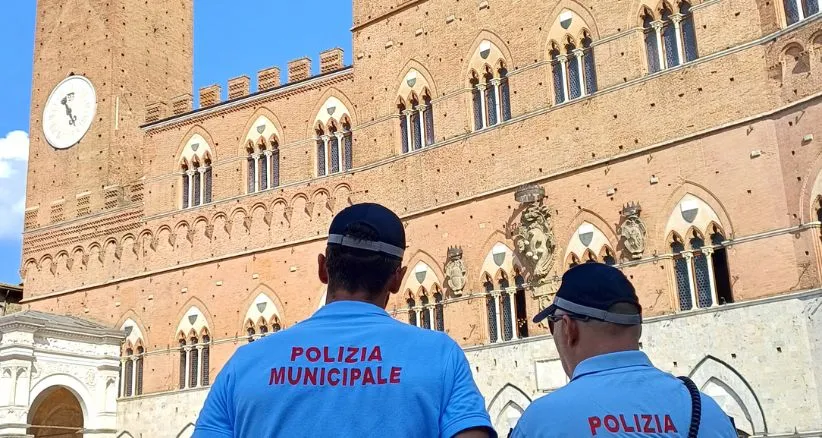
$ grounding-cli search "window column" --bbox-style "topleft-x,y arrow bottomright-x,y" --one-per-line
670,13 -> 685,65
573,49 -> 587,97
684,252 -> 698,310
507,287 -> 519,341
703,247 -> 719,307
185,170 -> 195,208
492,290 -> 503,343
129,355 -> 138,396
414,306 -> 423,328
477,84 -> 488,129
321,135 -> 330,176
334,131 -> 345,171
119,358 -> 127,397
197,167 -> 206,206
183,346 -> 191,389
418,104 -> 428,147
264,150 -> 273,188
490,79 -> 502,123
652,21 -> 666,69
557,54 -> 570,100
251,153 -> 261,192
427,304 -> 435,330
196,344 -> 204,387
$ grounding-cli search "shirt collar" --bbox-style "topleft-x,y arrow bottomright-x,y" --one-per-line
571,350 -> 653,381
312,300 -> 391,318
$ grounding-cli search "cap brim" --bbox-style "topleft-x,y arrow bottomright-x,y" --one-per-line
532,304 -> 558,323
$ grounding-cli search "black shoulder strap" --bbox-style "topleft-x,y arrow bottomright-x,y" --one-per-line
678,376 -> 702,438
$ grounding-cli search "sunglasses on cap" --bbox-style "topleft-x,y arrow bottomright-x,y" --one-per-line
546,312 -> 591,335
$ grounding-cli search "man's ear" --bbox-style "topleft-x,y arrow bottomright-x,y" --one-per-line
318,253 -> 329,285
564,316 -> 580,347
387,265 -> 408,294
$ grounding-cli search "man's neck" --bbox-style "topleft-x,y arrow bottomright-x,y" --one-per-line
326,289 -> 388,308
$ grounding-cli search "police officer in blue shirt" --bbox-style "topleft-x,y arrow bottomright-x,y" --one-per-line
512,263 -> 737,438
194,203 -> 496,438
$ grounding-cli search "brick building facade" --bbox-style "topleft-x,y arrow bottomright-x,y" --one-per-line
10,0 -> 822,436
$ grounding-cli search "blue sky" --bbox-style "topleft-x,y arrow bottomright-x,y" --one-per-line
0,1 -> 352,285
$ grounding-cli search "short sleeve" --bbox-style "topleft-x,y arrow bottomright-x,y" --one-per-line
699,394 -> 739,438
193,357 -> 236,438
440,343 -> 497,438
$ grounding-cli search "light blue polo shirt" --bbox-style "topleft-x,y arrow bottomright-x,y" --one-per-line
511,351 -> 737,437
194,301 -> 495,438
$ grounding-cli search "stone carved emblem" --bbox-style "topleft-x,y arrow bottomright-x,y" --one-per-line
444,246 -> 467,295
511,185 -> 556,284
256,124 -> 266,135
618,202 -> 647,260
191,143 -> 200,152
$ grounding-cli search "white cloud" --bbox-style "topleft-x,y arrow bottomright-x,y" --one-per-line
0,131 -> 29,240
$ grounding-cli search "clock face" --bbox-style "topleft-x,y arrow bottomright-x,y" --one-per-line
42,75 -> 96,150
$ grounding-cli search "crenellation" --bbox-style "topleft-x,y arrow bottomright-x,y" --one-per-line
199,84 -> 222,108
171,93 -> 193,115
227,75 -> 250,100
257,66 -> 281,91
145,101 -> 167,124
319,48 -> 345,74
288,57 -> 312,83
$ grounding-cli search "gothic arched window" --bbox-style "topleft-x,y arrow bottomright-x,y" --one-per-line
485,280 -> 499,343
420,295 -> 431,329
434,292 -> 445,332
642,2 -> 699,74
784,0 -> 820,25
407,297 -> 417,326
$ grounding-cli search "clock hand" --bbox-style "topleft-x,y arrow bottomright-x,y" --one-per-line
60,96 -> 77,126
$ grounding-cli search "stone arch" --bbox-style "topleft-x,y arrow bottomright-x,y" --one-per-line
543,1 -> 601,57
657,182 -> 734,244
29,374 -> 94,426
116,312 -> 148,348
171,297 -> 214,344
663,193 -> 725,244
688,356 -> 767,435
402,250 -> 445,298
464,30 -> 515,77
487,383 -> 532,433
174,126 -> 216,172
394,59 -> 439,111
237,284 -> 287,331
307,88 -> 357,138
238,107 -> 285,156
479,240 -> 523,281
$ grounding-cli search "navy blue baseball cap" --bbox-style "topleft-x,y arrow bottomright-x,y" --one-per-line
532,263 -> 642,325
327,203 -> 406,260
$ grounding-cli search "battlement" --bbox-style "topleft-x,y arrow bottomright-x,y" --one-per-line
143,48 -> 347,124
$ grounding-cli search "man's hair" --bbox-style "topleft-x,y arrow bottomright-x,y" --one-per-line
325,222 -> 402,297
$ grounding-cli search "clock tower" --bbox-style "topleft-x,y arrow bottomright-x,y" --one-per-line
25,0 -> 192,225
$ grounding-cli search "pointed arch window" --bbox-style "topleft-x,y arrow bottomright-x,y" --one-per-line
499,276 -> 514,342
178,331 -> 210,389
642,2 -> 699,74
247,137 -> 281,193
124,348 -> 134,397
181,158 -> 211,209
784,0 -> 820,25
407,297 -> 417,326
471,64 -> 512,131
420,295 -> 432,329
551,32 -> 598,105
434,292 -> 445,332
485,280 -> 499,343
135,346 -> 144,396
316,119 -> 353,176
671,228 -> 733,311
399,92 -> 435,154
245,316 -> 282,342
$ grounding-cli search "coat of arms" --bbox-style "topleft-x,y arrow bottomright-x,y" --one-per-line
618,202 -> 647,260
445,246 -> 467,295
511,185 -> 556,284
